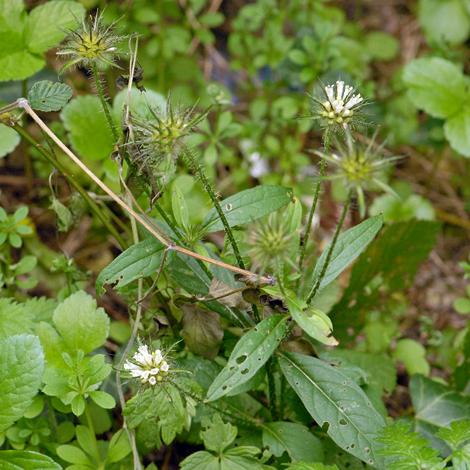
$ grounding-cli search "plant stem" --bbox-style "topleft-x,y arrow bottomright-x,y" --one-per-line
84,401 -> 102,468
21,78 -> 34,193
91,62 -> 119,143
18,101 -> 270,281
11,123 -> 128,250
297,129 -> 331,291
183,147 -> 245,270
116,194 -> 143,470
297,158 -> 326,281
306,188 -> 352,304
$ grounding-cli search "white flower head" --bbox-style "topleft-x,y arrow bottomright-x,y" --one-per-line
123,343 -> 172,386
305,80 -> 368,137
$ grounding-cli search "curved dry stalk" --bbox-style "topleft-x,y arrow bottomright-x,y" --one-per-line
18,99 -> 268,281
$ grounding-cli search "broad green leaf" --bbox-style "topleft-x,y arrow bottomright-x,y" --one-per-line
263,422 -> 324,462
0,0 -> 25,32
444,105 -> 470,157
402,57 -> 466,119
57,445 -> 90,465
201,414 -> 237,453
308,215 -> 383,296
123,386 -> 185,445
25,1 -> 85,54
364,31 -> 400,61
418,0 -> 470,46
76,425 -> 99,462
221,449 -> 264,470
96,237 -> 173,296
206,314 -> 289,401
52,291 -> 109,356
0,124 -> 21,158
180,451 -> 219,470
28,81 -> 73,112
0,298 -> 35,338
180,304 -> 224,360
37,292 -> 109,367
200,186 -> 294,234
88,391 -> 116,409
278,351 -> 386,468
284,292 -> 337,346
172,183 -> 190,229
106,429 -> 132,464
392,339 -> 430,376
0,450 -> 62,469
409,375 -> 470,455
289,464 -> 338,470
0,335 -> 45,432
329,220 -> 440,341
61,95 -> 115,161
0,52 -> 44,82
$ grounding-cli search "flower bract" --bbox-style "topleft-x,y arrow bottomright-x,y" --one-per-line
56,10 -> 126,74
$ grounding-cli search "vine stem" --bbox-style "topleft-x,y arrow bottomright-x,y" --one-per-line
183,147 -> 245,270
10,123 -> 128,250
17,100 -> 270,282
306,188 -> 352,304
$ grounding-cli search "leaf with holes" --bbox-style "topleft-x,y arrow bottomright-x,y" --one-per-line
308,214 -> 383,296
278,351 -> 386,468
96,238 -> 173,296
200,186 -> 294,234
28,80 -> 73,112
263,422 -> 324,463
206,314 -> 289,402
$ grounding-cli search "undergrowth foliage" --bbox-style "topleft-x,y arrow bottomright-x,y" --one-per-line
0,2 -> 468,470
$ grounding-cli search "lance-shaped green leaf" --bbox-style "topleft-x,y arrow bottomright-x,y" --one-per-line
172,183 -> 190,230
200,186 -> 294,234
308,214 -> 383,296
0,450 -> 62,469
263,422 -> 324,463
284,292 -> 338,346
278,351 -> 386,468
0,334 -> 45,432
206,314 -> 289,402
96,238 -> 173,296
28,80 -> 73,112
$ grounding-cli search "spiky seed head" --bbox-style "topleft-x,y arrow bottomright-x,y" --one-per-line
56,10 -> 127,74
123,98 -> 208,190
314,129 -> 402,217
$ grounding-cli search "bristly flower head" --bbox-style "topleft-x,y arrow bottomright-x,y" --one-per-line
306,80 -> 367,136
314,129 -> 401,217
124,98 -> 208,191
250,213 -> 297,275
56,10 -> 126,74
123,344 -> 173,386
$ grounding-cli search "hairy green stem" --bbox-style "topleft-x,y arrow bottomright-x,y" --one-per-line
91,62 -> 119,143
183,147 -> 245,270
306,189 -> 352,304
11,124 -> 128,250
297,128 -> 332,290
297,158 -> 326,285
